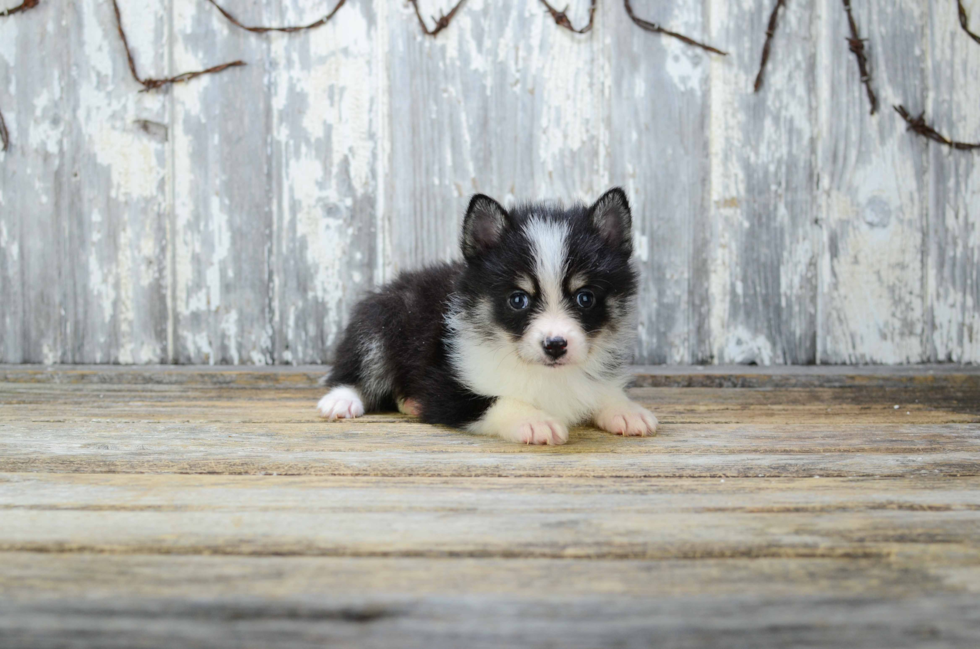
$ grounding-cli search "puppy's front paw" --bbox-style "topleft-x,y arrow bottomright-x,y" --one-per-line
317,386 -> 365,420
595,402 -> 658,437
504,417 -> 568,446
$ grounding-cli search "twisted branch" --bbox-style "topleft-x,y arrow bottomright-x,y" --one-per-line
623,0 -> 726,55
0,0 -> 39,18
0,105 -> 9,152
204,0 -> 347,34
894,105 -> 980,151
112,0 -> 245,92
754,0 -> 787,92
958,0 -> 980,45
540,0 -> 596,34
408,0 -> 466,37
842,0 -> 877,114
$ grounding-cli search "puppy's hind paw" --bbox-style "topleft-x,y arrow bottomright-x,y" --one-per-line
595,402 -> 658,437
317,386 -> 365,420
397,397 -> 422,417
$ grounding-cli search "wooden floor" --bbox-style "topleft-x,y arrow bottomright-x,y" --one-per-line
2,365 -> 979,648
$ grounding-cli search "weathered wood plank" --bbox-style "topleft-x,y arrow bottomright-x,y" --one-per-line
0,1 -> 69,363
3,384 -> 979,424
2,364 -> 979,389
926,0 -> 980,363
2,474 -> 980,558
607,0 -> 713,364
0,379 -> 977,477
3,551 -> 979,649
63,0 -> 171,363
706,0 -> 818,364
817,0 -> 929,363
170,0 -> 275,364
5,552 -> 979,600
270,0 -> 380,364
3,591 -> 978,649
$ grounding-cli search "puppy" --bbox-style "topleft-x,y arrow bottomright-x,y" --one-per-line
316,187 -> 657,445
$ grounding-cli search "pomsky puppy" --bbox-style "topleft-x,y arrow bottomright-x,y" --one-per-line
316,187 -> 658,445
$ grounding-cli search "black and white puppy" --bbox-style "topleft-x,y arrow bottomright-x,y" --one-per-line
316,188 -> 657,445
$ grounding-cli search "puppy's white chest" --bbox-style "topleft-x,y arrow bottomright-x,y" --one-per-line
455,342 -> 607,425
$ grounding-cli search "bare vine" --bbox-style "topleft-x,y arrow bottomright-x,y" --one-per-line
895,105 -> 980,151
541,0 -> 596,34
0,106 -> 9,152
842,0 -> 877,114
0,0 -> 38,17
958,0 -> 980,45
204,0 -> 347,34
408,0 -> 467,37
754,0 -> 787,92
112,0 -> 245,92
623,0 -> 726,55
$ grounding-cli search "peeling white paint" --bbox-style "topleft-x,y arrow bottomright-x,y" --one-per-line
1,0 -> 978,365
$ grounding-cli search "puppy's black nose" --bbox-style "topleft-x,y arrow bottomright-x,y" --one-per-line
543,337 -> 567,360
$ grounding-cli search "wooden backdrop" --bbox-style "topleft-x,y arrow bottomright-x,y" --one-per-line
0,0 -> 978,365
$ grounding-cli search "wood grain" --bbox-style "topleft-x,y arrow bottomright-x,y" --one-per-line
0,370 -> 978,646
3,473 -> 980,558
607,0 -> 711,364
926,0 -> 980,363
817,0 -> 929,363
707,0 -> 818,364
0,1 -> 69,363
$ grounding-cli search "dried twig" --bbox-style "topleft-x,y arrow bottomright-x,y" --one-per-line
408,0 -> 466,37
623,0 -> 727,55
541,0 -> 596,34
111,0 -> 244,92
842,0 -> 877,114
204,0 -> 347,34
894,105 -> 980,151
959,0 -> 980,45
0,0 -> 39,18
0,105 -> 9,152
754,0 -> 787,92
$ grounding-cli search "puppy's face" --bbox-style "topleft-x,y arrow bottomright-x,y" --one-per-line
458,189 -> 637,369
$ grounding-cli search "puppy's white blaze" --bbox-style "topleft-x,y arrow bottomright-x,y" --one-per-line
520,217 -> 589,363
523,217 -> 569,312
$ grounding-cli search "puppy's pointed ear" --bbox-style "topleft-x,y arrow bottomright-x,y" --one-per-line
589,187 -> 632,254
461,194 -> 510,260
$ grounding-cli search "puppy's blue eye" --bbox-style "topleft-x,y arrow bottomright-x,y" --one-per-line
575,290 -> 595,309
508,291 -> 530,310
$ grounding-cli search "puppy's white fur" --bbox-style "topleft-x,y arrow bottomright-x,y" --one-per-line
317,385 -> 365,420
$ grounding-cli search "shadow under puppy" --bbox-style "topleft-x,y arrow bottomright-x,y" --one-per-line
317,187 -> 658,445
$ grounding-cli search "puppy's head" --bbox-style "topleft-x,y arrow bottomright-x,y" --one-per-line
456,188 -> 637,369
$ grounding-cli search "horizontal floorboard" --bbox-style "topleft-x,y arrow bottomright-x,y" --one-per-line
2,364 -> 979,389
2,474 -> 980,559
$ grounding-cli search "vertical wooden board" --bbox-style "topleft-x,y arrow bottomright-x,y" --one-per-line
59,0 -> 170,363
817,0 -> 929,363
0,2 -> 68,363
706,0 -> 819,365
606,1 -> 713,364
384,0 -> 607,275
926,1 -> 980,363
270,0 -> 379,364
171,0 -> 275,364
